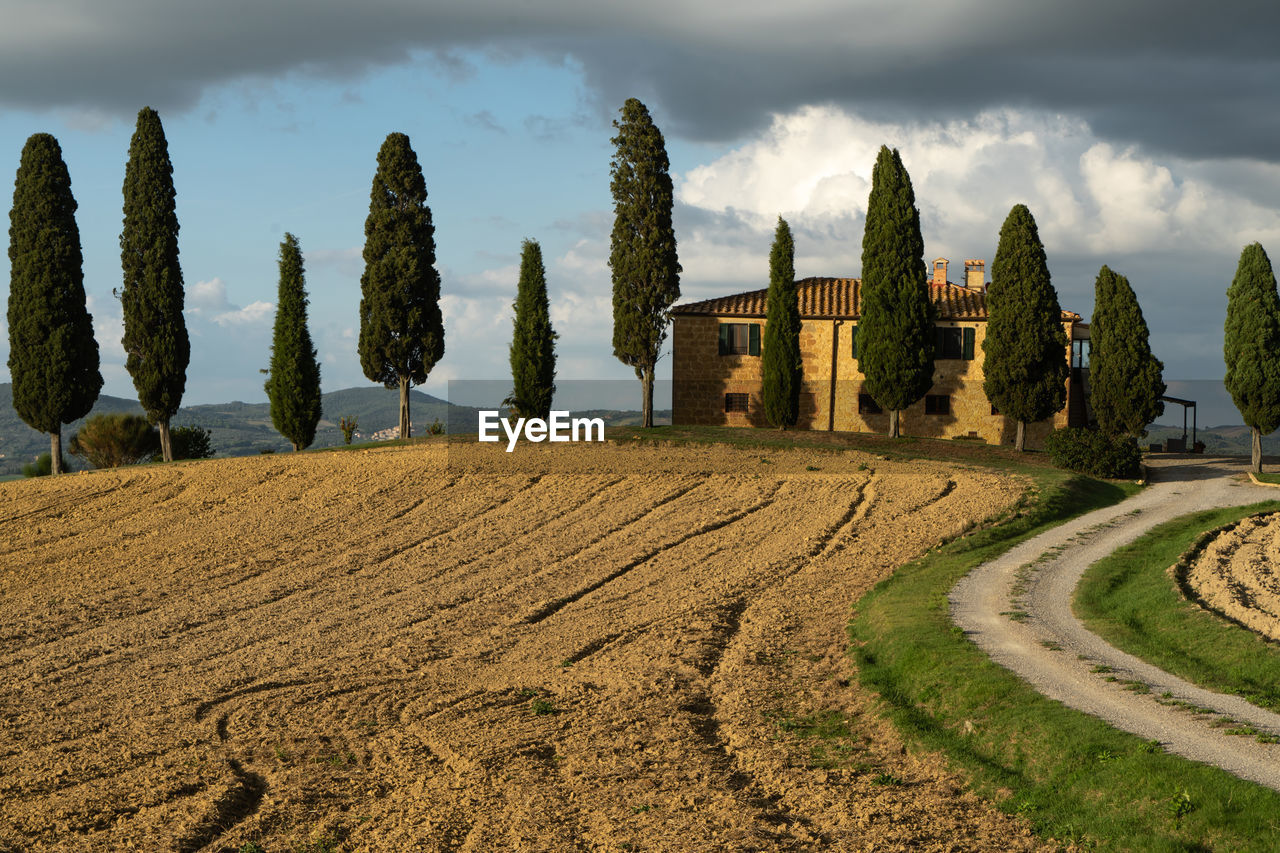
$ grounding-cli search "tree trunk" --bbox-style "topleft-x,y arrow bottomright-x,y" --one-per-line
50,430 -> 63,475
1015,421 -> 1026,452
888,410 -> 899,439
1253,426 -> 1262,474
158,417 -> 173,462
641,367 -> 654,428
399,377 -> 411,440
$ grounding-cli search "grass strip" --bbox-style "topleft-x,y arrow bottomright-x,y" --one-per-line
850,471 -> 1280,851
1075,502 -> 1280,712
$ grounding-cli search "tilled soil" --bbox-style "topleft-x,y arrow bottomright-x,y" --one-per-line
1188,510 -> 1280,642
0,441 -> 1042,852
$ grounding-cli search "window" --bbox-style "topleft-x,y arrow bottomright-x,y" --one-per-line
934,326 -> 975,360
925,394 -> 951,415
850,324 -> 859,358
1072,338 -> 1090,369
724,393 -> 749,413
718,323 -> 760,355
858,393 -> 882,414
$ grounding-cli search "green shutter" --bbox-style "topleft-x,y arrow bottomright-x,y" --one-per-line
748,323 -> 761,356
962,327 -> 975,360
934,326 -> 944,356
718,323 -> 730,355
850,324 -> 859,358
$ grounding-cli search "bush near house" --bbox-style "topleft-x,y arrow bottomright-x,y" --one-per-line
1044,427 -> 1141,479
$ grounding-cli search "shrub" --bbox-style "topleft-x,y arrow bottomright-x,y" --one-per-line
1045,427 -> 1142,479
428,417 -> 445,436
22,453 -> 52,477
69,414 -> 159,469
338,415 -> 358,445
168,425 -> 214,460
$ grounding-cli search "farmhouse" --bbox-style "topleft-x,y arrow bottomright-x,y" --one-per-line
671,258 -> 1091,445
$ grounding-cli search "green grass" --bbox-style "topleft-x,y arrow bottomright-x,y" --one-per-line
603,423 -> 1069,473
850,471 -> 1280,851
1252,471 -> 1280,485
1075,502 -> 1280,713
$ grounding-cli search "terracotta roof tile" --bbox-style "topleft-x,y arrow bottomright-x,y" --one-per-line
671,277 -> 1079,322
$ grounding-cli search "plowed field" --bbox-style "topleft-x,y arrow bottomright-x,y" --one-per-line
0,441 -> 1041,852
1188,510 -> 1280,642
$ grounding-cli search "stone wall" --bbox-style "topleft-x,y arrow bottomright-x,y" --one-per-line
672,313 -> 1075,447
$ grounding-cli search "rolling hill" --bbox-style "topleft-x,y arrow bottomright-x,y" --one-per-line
0,384 -> 672,475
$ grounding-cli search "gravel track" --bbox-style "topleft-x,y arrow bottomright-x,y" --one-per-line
950,455 -> 1280,791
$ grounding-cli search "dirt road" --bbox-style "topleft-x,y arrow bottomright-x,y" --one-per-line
950,456 -> 1280,791
0,441 -> 1045,852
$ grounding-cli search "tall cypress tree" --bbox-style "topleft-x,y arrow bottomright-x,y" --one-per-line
508,239 -> 557,420
120,106 -> 189,462
265,233 -> 322,451
1224,242 -> 1280,473
609,98 -> 680,428
1089,265 -> 1164,438
8,133 -> 102,475
761,216 -> 801,429
359,132 -> 444,439
983,204 -> 1069,451
857,146 -> 933,438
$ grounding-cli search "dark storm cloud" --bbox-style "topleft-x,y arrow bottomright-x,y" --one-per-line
3,0 -> 1278,160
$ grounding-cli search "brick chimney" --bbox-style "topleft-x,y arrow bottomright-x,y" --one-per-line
964,259 -> 985,291
932,257 -> 949,286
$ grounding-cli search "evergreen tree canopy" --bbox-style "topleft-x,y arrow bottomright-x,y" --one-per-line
1089,265 -> 1164,438
609,98 -> 680,428
120,106 -> 189,461
265,233 -> 322,451
982,204 -> 1068,449
761,216 -> 801,429
359,132 -> 444,439
8,132 -> 102,474
508,239 -> 557,420
1224,242 -> 1280,472
857,146 -> 933,436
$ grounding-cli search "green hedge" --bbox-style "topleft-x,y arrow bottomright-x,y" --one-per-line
1045,428 -> 1141,479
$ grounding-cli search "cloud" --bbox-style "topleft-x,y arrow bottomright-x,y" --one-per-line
185,277 -> 275,326
668,102 -> 1280,383
305,247 -> 364,278
2,1 -> 1276,162
676,106 -> 1280,270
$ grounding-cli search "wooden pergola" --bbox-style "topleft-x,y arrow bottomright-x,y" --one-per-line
1160,395 -> 1197,451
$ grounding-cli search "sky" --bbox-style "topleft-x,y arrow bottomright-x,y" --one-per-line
2,0 -> 1279,424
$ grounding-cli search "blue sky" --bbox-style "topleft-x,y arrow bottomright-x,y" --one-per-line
3,1 -> 1280,424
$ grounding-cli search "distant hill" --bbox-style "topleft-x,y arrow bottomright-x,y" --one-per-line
0,385 -> 670,474
1146,423 -> 1280,457
0,385 -> 469,474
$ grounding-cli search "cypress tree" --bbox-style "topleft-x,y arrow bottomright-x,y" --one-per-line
857,146 -> 933,438
265,233 -> 322,451
1089,265 -> 1165,439
982,204 -> 1069,451
7,133 -> 102,474
120,106 -> 189,462
508,239 -> 557,420
609,98 -> 681,428
761,216 -> 801,429
359,132 -> 444,439
1224,242 -> 1280,473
